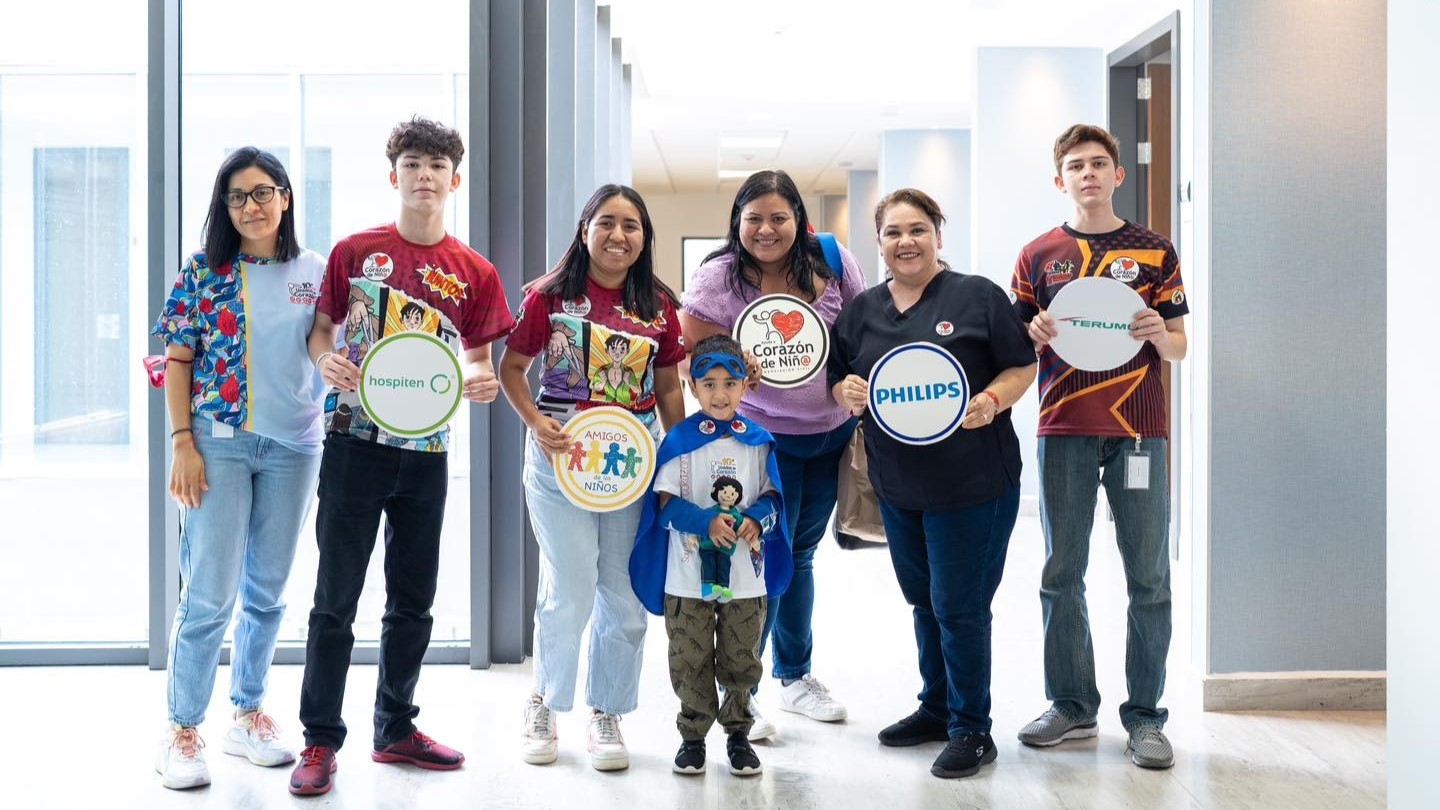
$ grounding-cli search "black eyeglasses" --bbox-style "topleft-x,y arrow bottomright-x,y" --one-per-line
223,185 -> 286,208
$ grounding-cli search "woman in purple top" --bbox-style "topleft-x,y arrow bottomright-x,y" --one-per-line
679,169 -> 866,739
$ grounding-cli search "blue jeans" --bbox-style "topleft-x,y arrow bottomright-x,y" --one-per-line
166,417 -> 321,726
879,484 -> 1019,737
758,417 -> 857,683
523,433 -> 649,714
1037,436 -> 1171,731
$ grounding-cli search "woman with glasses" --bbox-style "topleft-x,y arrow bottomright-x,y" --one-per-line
150,147 -> 327,790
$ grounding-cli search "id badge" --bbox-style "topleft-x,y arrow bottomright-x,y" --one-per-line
213,420 -> 235,438
1125,435 -> 1149,490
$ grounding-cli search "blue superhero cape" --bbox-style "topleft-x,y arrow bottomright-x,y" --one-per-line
629,411 -> 791,616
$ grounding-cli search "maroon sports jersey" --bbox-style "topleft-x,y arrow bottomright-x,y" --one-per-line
1010,221 -> 1188,439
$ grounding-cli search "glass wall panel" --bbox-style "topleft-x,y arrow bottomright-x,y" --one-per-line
0,2 -> 149,643
182,0 -> 470,645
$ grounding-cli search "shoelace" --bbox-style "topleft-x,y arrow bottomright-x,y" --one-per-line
299,745 -> 330,767
171,727 -> 204,759
243,710 -> 280,741
592,713 -> 622,744
409,730 -> 438,748
800,676 -> 833,700
528,702 -> 554,737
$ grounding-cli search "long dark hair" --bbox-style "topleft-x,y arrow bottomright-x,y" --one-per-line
202,147 -> 299,264
703,169 -> 834,302
528,184 -> 677,321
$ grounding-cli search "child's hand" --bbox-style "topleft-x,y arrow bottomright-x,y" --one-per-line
708,512 -> 737,549
736,516 -> 761,546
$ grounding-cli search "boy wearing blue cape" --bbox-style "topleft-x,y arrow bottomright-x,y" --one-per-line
630,334 -> 791,778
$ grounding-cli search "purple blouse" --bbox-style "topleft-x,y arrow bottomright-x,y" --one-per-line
682,248 -> 867,436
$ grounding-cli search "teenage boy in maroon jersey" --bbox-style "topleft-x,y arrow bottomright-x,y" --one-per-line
1010,123 -> 1188,771
288,116 -> 514,796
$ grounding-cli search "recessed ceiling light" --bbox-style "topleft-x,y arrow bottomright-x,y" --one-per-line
718,169 -> 754,179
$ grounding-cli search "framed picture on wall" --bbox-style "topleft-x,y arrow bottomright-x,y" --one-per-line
681,237 -> 725,292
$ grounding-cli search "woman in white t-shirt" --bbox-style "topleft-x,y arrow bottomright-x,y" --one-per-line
150,148 -> 327,790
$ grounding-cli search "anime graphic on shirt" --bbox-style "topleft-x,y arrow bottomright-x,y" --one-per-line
538,313 -> 656,408
587,330 -> 647,407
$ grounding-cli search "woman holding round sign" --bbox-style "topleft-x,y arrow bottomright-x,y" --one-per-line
499,184 -> 685,771
680,169 -> 866,736
149,148 -> 326,789
829,188 -> 1036,780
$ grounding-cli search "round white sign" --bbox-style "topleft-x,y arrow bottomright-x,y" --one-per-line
866,342 -> 970,446
1046,277 -> 1147,372
732,294 -> 829,389
358,332 -> 463,437
552,407 -> 658,512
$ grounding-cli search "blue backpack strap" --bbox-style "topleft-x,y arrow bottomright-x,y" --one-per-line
816,232 -> 843,280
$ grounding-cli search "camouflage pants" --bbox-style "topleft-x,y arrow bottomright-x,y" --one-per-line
664,594 -> 766,741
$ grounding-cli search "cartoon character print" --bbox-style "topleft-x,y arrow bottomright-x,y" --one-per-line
344,285 -> 381,365
541,314 -> 590,400
586,327 -> 653,408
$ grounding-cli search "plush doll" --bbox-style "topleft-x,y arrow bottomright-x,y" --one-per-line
699,476 -> 758,602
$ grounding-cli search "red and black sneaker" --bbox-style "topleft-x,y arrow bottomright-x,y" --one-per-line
372,730 -> 465,770
288,745 -> 337,796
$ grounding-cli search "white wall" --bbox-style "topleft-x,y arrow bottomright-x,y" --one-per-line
1388,0 -> 1439,804
877,129 -> 971,273
847,170 -> 881,283
972,46 -> 1105,497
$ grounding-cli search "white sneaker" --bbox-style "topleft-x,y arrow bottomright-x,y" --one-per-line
778,675 -> 848,722
748,699 -> 777,741
222,709 -> 294,767
156,726 -> 211,790
587,711 -> 630,771
522,696 -> 558,765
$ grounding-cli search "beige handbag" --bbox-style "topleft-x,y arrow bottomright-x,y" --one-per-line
833,422 -> 887,549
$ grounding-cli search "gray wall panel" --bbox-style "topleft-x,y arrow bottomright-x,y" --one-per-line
1209,0 -> 1385,673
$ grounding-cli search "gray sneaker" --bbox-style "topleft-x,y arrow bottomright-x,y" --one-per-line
1126,725 -> 1174,769
1017,707 -> 1099,747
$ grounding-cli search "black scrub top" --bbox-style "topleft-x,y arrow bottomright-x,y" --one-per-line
828,270 -> 1035,511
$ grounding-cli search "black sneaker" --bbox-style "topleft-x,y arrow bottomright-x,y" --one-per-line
725,732 -> 762,776
672,740 -> 706,775
878,709 -> 950,747
930,733 -> 998,779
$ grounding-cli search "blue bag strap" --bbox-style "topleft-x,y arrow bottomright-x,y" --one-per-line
816,232 -> 843,280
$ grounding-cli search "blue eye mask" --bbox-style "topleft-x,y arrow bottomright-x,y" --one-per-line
690,352 -> 747,380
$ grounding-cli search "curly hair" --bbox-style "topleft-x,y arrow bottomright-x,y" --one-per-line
385,116 -> 465,169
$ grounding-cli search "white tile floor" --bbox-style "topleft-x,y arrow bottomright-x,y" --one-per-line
1,511 -> 1385,809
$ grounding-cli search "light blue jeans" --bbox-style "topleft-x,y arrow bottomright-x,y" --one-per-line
1037,435 -> 1171,731
523,433 -> 649,714
166,417 -> 321,727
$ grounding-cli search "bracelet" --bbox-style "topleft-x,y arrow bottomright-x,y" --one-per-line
166,357 -> 193,364
981,390 -> 1001,413
171,427 -> 194,438
315,351 -> 334,369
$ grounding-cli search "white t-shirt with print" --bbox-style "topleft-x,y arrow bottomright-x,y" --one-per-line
654,435 -> 775,600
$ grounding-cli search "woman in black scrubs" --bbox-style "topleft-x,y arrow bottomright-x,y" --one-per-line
828,188 -> 1036,780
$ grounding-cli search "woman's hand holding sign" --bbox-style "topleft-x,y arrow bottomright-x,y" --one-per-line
832,373 -> 869,417
530,415 -> 573,454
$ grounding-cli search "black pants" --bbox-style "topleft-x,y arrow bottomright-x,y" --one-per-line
299,435 -> 448,750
